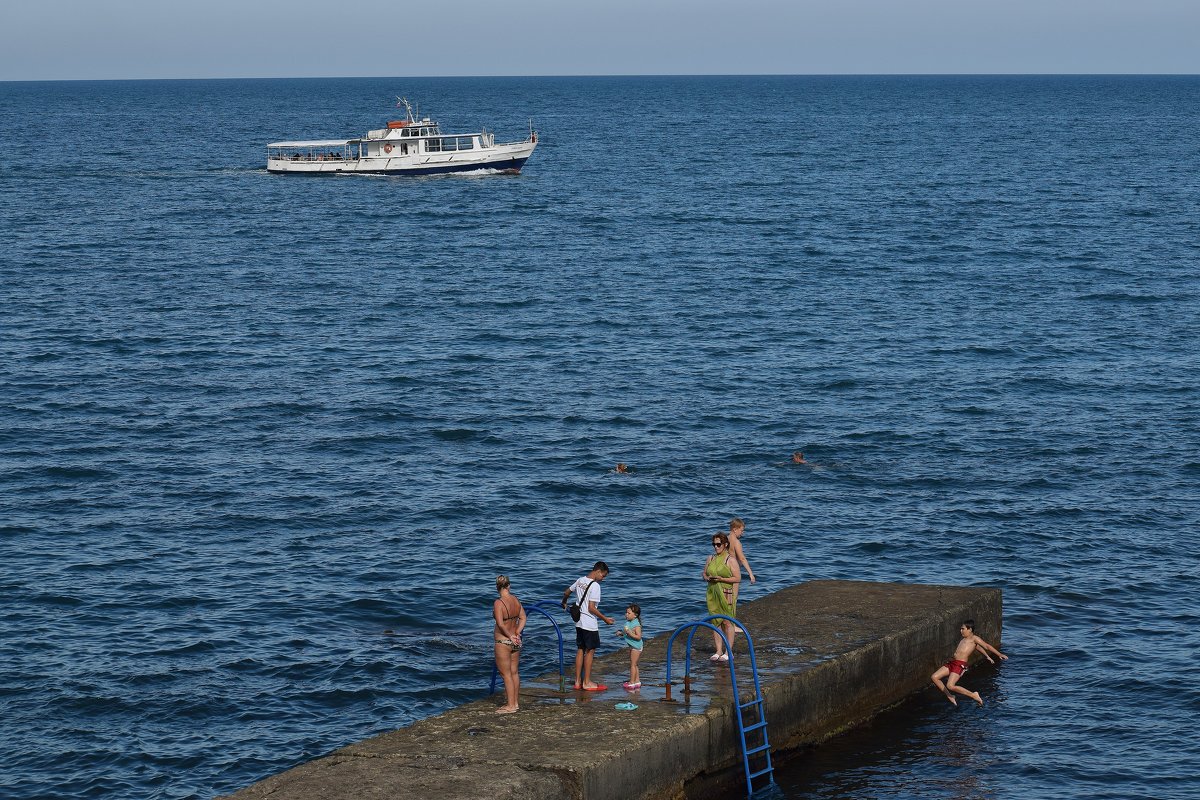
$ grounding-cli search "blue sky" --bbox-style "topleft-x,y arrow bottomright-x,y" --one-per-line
2,0 -> 1197,81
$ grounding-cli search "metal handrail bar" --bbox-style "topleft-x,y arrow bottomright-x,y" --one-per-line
528,599 -> 568,691
664,615 -> 776,798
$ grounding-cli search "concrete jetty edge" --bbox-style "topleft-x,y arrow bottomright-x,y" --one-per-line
222,580 -> 1002,800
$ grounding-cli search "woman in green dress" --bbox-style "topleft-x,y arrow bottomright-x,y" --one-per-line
702,533 -> 741,661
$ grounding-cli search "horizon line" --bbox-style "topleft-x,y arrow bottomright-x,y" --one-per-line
4,71 -> 1199,84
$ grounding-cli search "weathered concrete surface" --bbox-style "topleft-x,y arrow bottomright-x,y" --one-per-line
222,580 -> 1001,800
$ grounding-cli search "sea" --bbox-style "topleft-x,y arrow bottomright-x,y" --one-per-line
1,75 -> 1198,800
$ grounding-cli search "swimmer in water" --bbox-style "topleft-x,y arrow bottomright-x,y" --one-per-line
791,451 -> 806,464
615,463 -> 630,474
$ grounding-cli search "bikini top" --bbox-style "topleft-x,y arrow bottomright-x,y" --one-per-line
498,596 -> 521,623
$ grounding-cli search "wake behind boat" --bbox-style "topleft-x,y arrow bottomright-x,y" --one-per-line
266,98 -> 537,176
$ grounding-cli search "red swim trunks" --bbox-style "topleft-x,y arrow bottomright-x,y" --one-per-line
945,659 -> 968,676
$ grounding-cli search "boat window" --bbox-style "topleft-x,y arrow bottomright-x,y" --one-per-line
422,136 -> 473,153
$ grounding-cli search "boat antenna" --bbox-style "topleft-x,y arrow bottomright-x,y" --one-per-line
396,96 -> 415,123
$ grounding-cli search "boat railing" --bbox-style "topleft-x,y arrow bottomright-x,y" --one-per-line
268,152 -> 354,162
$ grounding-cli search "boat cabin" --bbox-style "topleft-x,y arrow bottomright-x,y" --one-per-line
267,118 -> 493,163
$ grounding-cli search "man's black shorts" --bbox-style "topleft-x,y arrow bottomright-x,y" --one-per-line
575,627 -> 600,652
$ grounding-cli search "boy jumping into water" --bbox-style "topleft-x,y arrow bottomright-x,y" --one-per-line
931,619 -> 1007,707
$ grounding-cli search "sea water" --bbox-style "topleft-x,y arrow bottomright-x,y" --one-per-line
1,75 -> 1198,799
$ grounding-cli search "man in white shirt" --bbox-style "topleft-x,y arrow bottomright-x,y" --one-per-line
561,561 -> 614,690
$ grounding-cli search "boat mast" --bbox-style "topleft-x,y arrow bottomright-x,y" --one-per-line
396,97 -> 416,123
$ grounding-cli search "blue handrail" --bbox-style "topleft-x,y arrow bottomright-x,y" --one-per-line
489,598 -> 567,694
664,615 -> 775,798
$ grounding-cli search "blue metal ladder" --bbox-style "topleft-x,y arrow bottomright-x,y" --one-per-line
665,614 -> 776,798
489,598 -> 567,694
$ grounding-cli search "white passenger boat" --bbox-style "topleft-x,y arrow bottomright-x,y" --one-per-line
266,98 -> 537,176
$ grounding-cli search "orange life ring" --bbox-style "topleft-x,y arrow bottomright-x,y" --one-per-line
383,143 -> 393,154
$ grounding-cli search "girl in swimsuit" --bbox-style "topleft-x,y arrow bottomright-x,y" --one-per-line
619,604 -> 644,690
493,575 -> 526,714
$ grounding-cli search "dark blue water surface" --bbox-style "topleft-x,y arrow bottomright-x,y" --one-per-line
2,76 -> 1199,800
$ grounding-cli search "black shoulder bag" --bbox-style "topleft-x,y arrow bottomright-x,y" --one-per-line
568,581 -> 594,623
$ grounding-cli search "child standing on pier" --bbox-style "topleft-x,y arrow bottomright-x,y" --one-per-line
618,604 -> 644,690
728,518 -> 756,586
931,620 -> 1007,706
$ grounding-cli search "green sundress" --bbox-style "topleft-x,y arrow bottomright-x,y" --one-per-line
705,552 -> 737,617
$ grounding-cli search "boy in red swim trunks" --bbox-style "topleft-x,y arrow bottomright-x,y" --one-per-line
931,619 -> 1007,706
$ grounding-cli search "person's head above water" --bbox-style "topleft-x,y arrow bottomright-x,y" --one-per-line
615,463 -> 629,473
791,451 -> 806,464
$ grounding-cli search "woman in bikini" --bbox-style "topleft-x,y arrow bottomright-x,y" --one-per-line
493,575 -> 526,714
702,533 -> 741,661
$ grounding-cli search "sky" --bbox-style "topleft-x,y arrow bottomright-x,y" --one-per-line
2,0 -> 1197,81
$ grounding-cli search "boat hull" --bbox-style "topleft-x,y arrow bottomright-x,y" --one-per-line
267,143 -> 535,176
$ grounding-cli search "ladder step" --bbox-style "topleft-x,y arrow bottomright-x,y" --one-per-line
745,743 -> 771,756
741,720 -> 767,733
748,766 -> 775,779
739,698 -> 763,709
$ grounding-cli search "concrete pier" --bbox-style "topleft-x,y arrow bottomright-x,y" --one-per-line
222,580 -> 1002,800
